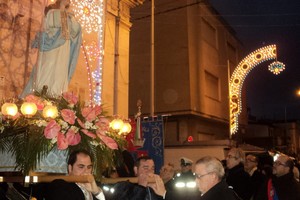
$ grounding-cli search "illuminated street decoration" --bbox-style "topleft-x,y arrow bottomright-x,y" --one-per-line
229,45 -> 285,135
71,0 -> 105,105
81,41 -> 94,104
84,41 -> 101,62
71,0 -> 104,34
268,61 -> 285,75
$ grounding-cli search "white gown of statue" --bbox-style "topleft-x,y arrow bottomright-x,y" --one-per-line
21,8 -> 82,97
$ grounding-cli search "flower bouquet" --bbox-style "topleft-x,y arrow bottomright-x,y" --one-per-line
0,91 -> 127,178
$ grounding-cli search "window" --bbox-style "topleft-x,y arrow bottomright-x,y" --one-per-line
205,71 -> 219,101
202,18 -> 217,48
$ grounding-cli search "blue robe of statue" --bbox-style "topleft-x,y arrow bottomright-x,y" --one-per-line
21,8 -> 82,97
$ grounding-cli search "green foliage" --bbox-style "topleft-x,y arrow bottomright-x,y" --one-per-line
0,92 -> 127,178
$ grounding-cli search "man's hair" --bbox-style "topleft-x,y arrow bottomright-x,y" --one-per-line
161,163 -> 175,173
230,147 -> 245,164
135,156 -> 153,167
247,154 -> 259,163
196,156 -> 225,180
283,156 -> 294,173
67,149 -> 93,166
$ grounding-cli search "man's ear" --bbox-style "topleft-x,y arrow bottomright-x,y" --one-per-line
134,166 -> 138,176
68,164 -> 72,174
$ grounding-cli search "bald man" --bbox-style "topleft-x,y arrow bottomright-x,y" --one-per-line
256,155 -> 300,200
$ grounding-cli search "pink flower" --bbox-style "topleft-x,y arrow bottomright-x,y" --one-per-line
57,132 -> 68,150
62,92 -> 78,105
61,109 -> 76,124
98,134 -> 118,150
95,117 -> 110,131
25,94 -> 44,110
77,118 -> 85,128
81,129 -> 96,139
44,120 -> 61,139
66,129 -> 81,145
96,129 -> 106,136
81,107 -> 96,122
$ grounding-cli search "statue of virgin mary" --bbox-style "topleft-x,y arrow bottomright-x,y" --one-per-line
21,0 -> 82,97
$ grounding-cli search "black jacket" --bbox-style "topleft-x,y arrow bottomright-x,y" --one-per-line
44,179 -> 99,200
108,181 -> 163,200
226,163 -> 252,200
200,179 -> 241,200
256,172 -> 300,200
250,169 -> 266,200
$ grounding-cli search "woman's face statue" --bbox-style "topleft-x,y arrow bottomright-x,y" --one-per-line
60,0 -> 70,8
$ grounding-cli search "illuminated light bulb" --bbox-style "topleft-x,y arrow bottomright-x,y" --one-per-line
81,43 -> 94,105
72,0 -> 104,33
1,103 -> 18,117
42,105 -> 58,119
229,45 -> 279,135
186,182 -> 196,188
187,136 -> 193,142
21,102 -> 37,117
25,176 -> 30,183
120,122 -> 132,135
73,0 -> 105,105
83,6 -> 90,15
175,182 -> 185,188
110,119 -> 124,130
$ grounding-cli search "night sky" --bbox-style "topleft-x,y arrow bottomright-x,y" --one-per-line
209,0 -> 300,120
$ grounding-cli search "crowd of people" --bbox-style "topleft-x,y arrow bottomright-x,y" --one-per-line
1,147 -> 300,200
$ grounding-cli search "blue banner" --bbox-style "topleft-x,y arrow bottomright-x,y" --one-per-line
140,116 -> 164,174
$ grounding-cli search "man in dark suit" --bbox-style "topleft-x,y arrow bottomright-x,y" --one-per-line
159,163 -> 175,191
244,154 -> 266,200
152,156 -> 240,200
45,149 -> 105,200
194,156 -> 241,200
225,148 -> 252,200
109,156 -> 164,200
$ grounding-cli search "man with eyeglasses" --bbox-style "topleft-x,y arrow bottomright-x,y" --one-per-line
194,156 -> 241,200
244,154 -> 266,200
225,148 -> 252,200
152,156 -> 237,200
256,154 -> 300,200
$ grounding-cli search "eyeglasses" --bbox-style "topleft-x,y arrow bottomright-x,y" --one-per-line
226,155 -> 238,159
195,172 -> 213,179
246,158 -> 256,163
273,161 -> 287,167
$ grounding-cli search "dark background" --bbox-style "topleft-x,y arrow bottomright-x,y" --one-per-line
209,0 -> 300,120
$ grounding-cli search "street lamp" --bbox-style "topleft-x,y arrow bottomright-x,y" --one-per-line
297,89 -> 300,96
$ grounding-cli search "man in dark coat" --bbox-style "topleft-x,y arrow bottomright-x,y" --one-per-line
225,148 -> 252,200
195,156 -> 241,200
108,156 -> 164,200
44,149 -> 105,200
244,154 -> 266,200
9,149 -> 105,200
256,154 -> 300,200
153,156 -> 241,200
159,163 -> 175,191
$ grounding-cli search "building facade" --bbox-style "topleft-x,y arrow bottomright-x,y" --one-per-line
129,0 -> 247,145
